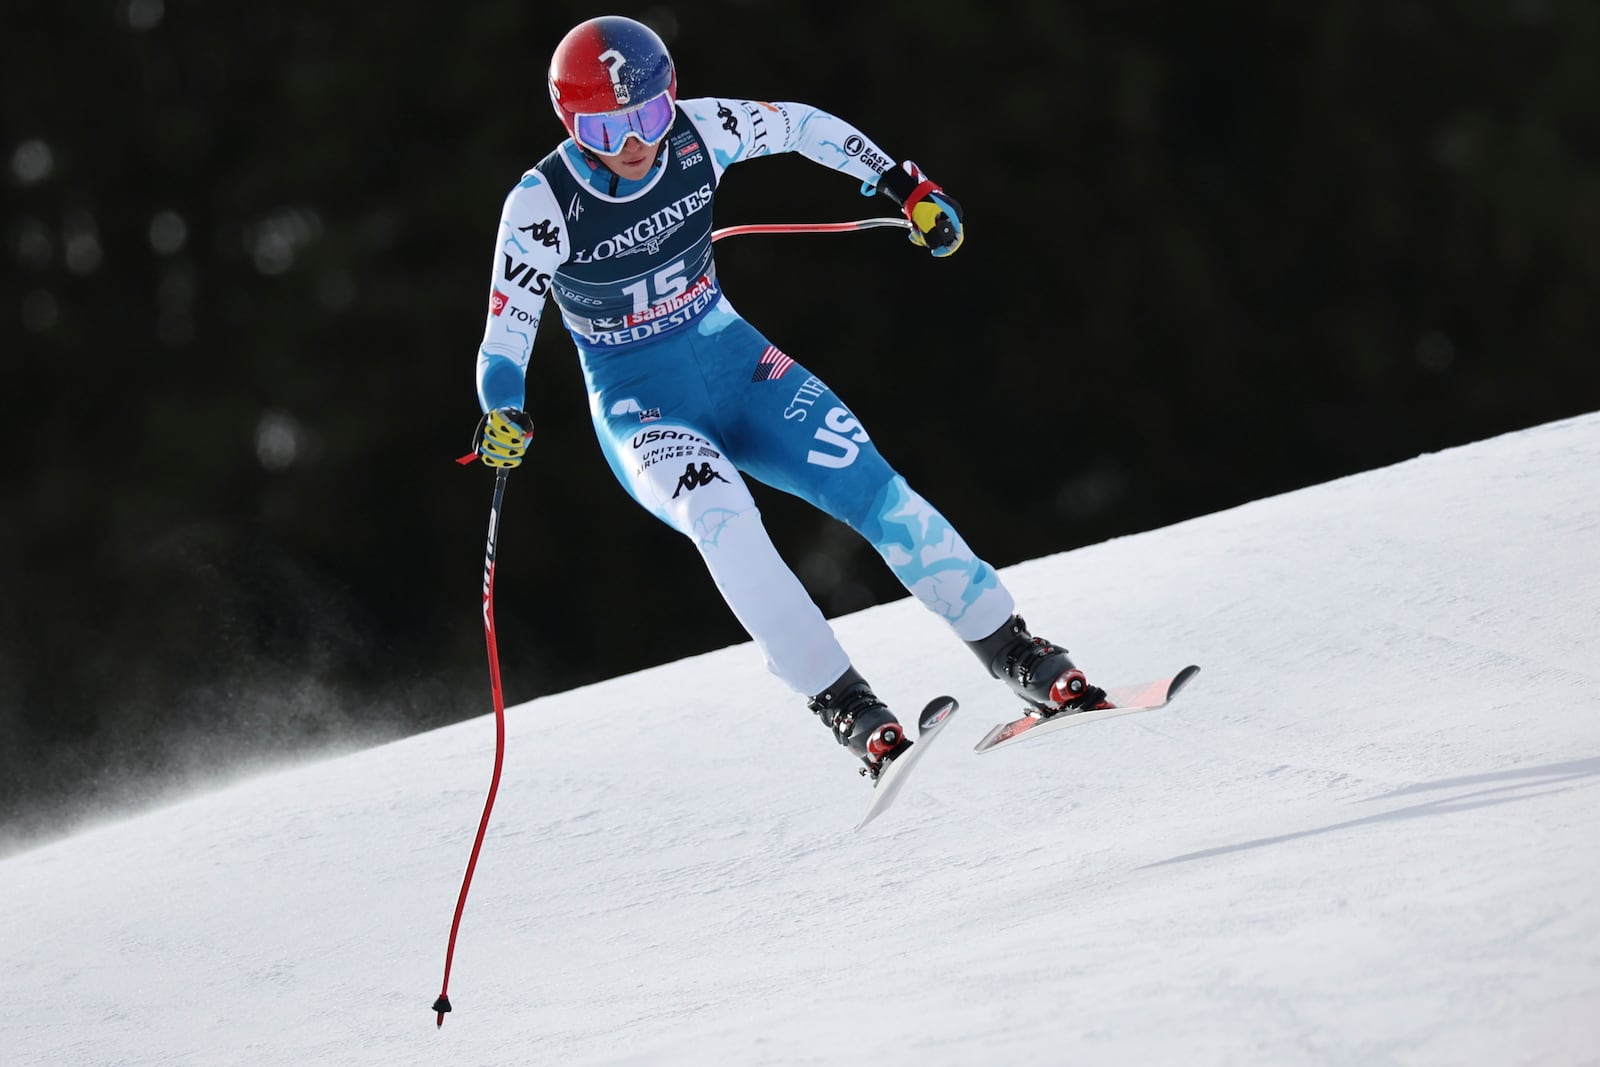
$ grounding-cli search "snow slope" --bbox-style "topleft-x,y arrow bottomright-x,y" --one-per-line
4,414 -> 1598,1067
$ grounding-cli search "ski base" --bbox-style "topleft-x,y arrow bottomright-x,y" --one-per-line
973,665 -> 1200,754
854,696 -> 959,831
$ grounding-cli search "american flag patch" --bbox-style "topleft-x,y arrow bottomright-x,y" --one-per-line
750,345 -> 795,382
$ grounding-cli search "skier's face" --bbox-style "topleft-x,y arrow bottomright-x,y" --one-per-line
596,139 -> 657,181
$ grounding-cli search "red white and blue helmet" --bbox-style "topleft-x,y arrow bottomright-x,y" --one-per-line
548,16 -> 678,156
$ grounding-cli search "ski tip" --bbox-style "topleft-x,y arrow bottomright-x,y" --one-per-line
918,695 -> 958,732
1169,664 -> 1201,699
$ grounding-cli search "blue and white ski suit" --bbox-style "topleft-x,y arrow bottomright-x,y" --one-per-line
475,98 -> 1016,696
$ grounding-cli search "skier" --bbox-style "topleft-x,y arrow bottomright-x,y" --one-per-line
470,15 -> 1105,778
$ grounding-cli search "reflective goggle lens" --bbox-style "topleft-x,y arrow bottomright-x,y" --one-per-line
574,92 -> 676,154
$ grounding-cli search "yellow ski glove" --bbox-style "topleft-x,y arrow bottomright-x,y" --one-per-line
474,408 -> 535,469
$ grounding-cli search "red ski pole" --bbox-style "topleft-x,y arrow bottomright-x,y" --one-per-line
433,466 -> 510,1027
710,216 -> 909,243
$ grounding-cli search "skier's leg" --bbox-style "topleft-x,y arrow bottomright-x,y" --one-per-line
579,339 -> 853,700
592,414 -> 912,763
580,326 -> 909,768
591,414 -> 849,695
706,321 -> 1103,711
712,327 -> 1014,642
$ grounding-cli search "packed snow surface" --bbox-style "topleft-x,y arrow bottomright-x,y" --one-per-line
4,413 -> 1598,1066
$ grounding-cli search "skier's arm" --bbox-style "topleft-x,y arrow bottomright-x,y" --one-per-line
680,97 -> 963,256
474,173 -> 568,415
680,97 -> 895,186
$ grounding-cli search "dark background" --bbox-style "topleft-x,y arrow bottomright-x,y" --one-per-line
4,1 -> 1597,849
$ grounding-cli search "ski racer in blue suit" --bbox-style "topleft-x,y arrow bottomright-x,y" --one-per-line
472,15 -> 1107,778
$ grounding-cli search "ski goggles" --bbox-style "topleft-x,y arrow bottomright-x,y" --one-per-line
573,92 -> 676,155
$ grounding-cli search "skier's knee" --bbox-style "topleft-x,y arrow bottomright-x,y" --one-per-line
616,423 -> 751,537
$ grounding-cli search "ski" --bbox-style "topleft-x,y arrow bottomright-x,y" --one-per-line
973,665 -> 1201,755
854,695 -> 959,831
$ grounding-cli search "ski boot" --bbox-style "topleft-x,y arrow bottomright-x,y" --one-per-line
967,614 -> 1108,717
808,667 -> 911,779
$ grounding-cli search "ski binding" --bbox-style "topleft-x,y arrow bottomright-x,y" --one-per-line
854,695 -> 959,831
